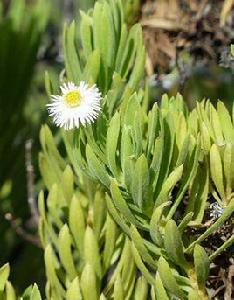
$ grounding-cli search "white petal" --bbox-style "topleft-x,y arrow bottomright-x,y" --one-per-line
47,81 -> 102,130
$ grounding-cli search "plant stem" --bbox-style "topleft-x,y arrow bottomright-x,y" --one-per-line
185,199 -> 234,254
209,235 -> 234,261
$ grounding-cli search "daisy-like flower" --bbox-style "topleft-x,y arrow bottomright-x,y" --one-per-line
47,81 -> 102,130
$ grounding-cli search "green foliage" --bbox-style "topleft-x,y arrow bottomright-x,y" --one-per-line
0,0 -> 49,293
0,0 -> 49,196
231,44 -> 234,57
0,263 -> 42,299
46,0 -> 145,101
121,0 -> 140,25
39,1 -> 234,299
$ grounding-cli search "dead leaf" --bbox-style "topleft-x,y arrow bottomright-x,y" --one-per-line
220,0 -> 234,27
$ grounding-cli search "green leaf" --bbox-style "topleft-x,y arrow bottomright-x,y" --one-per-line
93,2 -> 116,68
81,264 -> 98,300
105,73 -> 125,116
127,37 -> 145,89
134,277 -> 148,300
176,134 -> 190,166
106,112 -> 121,178
130,225 -> 156,267
119,239 -> 136,298
63,22 -> 81,83
178,212 -> 194,233
131,243 -> 155,287
223,143 -> 232,197
45,245 -> 65,298
157,257 -> 185,299
84,227 -> 102,278
21,284 -> 41,300
110,179 -> 139,226
86,144 -> 110,187
164,220 -> 188,269
93,190 -> 106,239
150,137 -> 163,183
66,277 -> 82,300
115,24 -> 128,72
132,155 -> 149,210
133,108 -> 143,156
201,123 -> 211,152
167,144 -> 199,219
9,0 -> 25,29
188,289 -> 200,300
210,144 -> 225,200
105,194 -> 130,235
44,71 -> 52,96
40,125 -> 65,169
217,101 -> 234,143
30,284 -> 41,300
185,165 -> 209,224
123,93 -> 140,126
5,281 -> 16,300
80,11 -> 93,59
150,202 -> 171,247
194,244 -> 210,289
103,214 -> 117,271
147,104 -> 159,156
155,165 -> 183,208
83,49 -> 100,84
58,225 -> 77,280
114,275 -> 124,300
62,165 -> 74,205
121,126 -> 134,189
69,195 -> 86,257
155,273 -> 169,300
210,105 -> 224,145
119,24 -> 141,79
154,114 -> 176,197
0,263 -> 10,291
231,44 -> 234,56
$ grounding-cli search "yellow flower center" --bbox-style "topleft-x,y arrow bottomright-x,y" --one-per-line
65,90 -> 81,107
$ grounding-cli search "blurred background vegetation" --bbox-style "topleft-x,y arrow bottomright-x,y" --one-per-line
0,0 -> 233,295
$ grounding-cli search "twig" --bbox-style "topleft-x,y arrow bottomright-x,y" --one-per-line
5,213 -> 41,248
25,139 -> 39,226
224,263 -> 234,300
209,235 -> 234,261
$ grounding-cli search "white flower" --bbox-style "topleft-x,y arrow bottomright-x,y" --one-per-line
47,81 -> 102,130
210,202 -> 224,219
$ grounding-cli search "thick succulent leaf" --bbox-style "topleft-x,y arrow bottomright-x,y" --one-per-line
84,227 -> 102,278
81,264 -> 99,300
164,220 -> 188,270
157,257 -> 185,300
0,263 -> 10,291
58,225 -> 77,280
63,22 -> 81,83
194,244 -> 210,289
66,277 -> 82,300
210,144 -> 225,200
106,112 -> 121,178
155,273 -> 169,300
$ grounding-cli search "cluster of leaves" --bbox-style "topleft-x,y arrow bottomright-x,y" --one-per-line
0,0 -> 233,299
75,0 -> 140,25
39,1 -> 234,299
0,263 -> 41,300
38,133 -> 148,299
